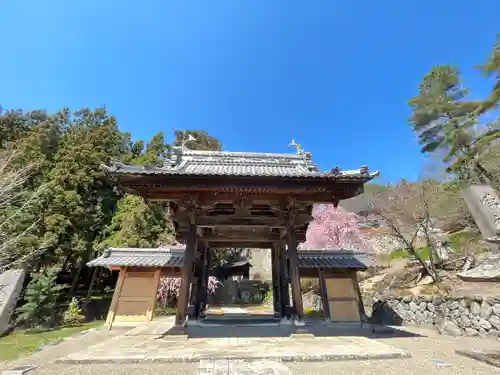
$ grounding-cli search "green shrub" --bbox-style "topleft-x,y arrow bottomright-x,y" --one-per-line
153,305 -> 176,317
62,298 -> 86,326
263,289 -> 273,304
16,267 -> 66,328
300,278 -> 320,294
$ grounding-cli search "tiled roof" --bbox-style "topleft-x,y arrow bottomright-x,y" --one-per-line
87,248 -> 375,270
102,149 -> 379,180
297,250 -> 377,269
87,247 -> 185,268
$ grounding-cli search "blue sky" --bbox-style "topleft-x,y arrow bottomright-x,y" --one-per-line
1,1 -> 498,183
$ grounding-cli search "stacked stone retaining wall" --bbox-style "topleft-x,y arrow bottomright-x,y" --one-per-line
371,295 -> 500,339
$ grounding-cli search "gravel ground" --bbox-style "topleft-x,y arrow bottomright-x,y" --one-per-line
30,363 -> 198,375
290,326 -> 500,375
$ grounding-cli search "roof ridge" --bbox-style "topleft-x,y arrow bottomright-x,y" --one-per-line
108,247 -> 184,252
181,150 -> 307,158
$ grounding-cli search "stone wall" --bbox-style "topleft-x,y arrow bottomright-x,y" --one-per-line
371,295 -> 500,339
0,269 -> 26,336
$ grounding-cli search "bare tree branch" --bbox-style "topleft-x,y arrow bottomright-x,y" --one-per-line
369,181 -> 441,283
0,151 -> 48,271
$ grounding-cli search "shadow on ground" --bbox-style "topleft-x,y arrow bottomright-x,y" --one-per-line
162,316 -> 424,340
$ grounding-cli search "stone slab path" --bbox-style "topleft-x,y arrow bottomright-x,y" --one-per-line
11,326 -> 500,375
121,316 -> 175,336
56,333 -> 410,364
221,307 -> 247,314
197,359 -> 292,375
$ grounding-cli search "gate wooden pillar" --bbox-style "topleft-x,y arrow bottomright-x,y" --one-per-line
199,247 -> 211,316
286,226 -> 304,321
175,220 -> 197,326
318,269 -> 331,322
193,243 -> 207,320
271,242 -> 280,317
277,240 -> 289,317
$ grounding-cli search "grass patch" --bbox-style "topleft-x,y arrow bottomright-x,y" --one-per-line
246,304 -> 272,311
263,289 -> 273,305
449,230 -> 480,251
303,308 -> 324,319
389,247 -> 430,261
153,306 -> 176,317
0,320 -> 103,362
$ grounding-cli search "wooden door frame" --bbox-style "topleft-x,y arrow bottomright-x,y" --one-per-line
322,270 -> 367,324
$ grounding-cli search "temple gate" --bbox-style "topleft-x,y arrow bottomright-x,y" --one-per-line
94,143 -> 378,327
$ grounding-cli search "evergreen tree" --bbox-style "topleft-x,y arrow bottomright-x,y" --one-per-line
172,130 -> 222,151
98,132 -> 175,249
408,65 -> 499,183
476,35 -> 500,115
16,267 -> 66,328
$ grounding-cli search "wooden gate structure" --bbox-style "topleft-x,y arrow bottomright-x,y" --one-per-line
94,143 -> 378,327
89,247 -> 375,327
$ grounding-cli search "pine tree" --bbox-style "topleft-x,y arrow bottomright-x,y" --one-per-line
408,65 -> 498,183
476,35 -> 500,115
16,267 -> 66,328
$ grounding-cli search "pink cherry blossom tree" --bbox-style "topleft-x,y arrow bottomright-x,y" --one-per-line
301,204 -> 369,251
156,276 -> 220,307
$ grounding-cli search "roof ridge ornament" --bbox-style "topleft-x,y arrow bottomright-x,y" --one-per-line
181,132 -> 197,151
288,139 -> 304,155
166,131 -> 197,168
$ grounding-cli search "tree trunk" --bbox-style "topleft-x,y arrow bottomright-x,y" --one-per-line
68,258 -> 86,299
407,246 -> 439,283
61,255 -> 71,272
86,267 -> 100,301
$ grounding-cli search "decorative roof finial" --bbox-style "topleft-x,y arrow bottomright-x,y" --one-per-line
288,138 -> 303,154
181,132 -> 197,151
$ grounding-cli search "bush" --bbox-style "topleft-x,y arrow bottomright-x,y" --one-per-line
153,305 -> 176,317
16,267 -> 66,328
62,298 -> 85,326
300,278 -> 320,294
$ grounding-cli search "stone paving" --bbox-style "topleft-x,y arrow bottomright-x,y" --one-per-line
6,324 -> 500,374
9,307 -> 500,374
51,309 -> 411,364
56,331 -> 410,364
22,326 -> 500,375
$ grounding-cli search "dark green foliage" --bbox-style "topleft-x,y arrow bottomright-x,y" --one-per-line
211,248 -> 249,269
408,64 -> 499,183
476,35 -> 500,115
172,130 -> 222,151
16,267 -> 67,328
0,107 -> 225,318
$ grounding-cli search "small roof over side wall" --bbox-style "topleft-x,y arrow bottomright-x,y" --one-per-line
87,247 -> 185,268
87,247 -> 376,270
297,250 -> 377,269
